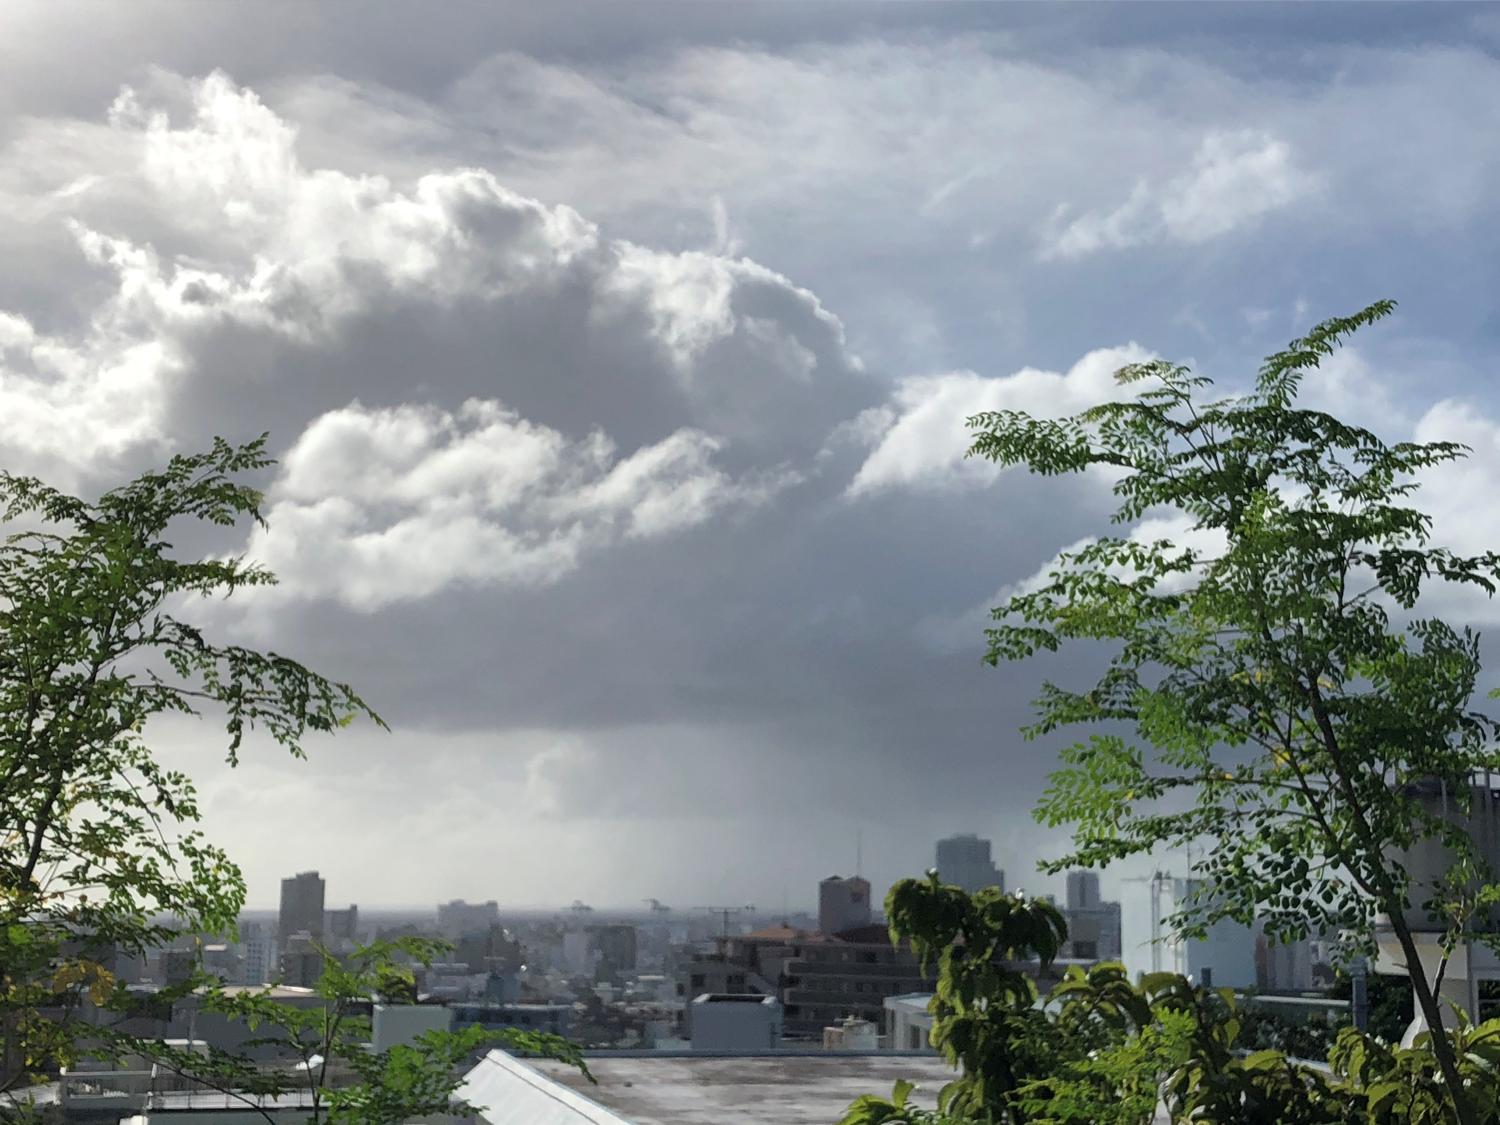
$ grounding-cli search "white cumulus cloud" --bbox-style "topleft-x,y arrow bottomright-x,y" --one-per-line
846,343 -> 1153,496
246,399 -> 797,610
0,71 -> 861,485
1041,130 -> 1318,261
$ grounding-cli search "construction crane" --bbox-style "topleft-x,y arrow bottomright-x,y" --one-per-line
569,900 -> 593,915
642,898 -> 671,914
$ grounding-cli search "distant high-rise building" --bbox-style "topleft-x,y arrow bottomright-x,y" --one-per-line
818,876 -> 872,936
202,944 -> 240,983
589,924 -> 639,977
935,835 -> 1004,895
437,899 -> 501,938
160,948 -> 197,986
280,932 -> 324,988
1062,870 -> 1118,962
1066,870 -> 1101,911
326,905 -> 359,946
561,931 -> 594,976
454,924 -> 523,975
279,871 -> 325,946
1063,900 -> 1122,961
237,920 -> 273,986
1121,876 -> 1255,989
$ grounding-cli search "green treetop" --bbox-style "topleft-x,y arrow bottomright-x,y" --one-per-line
967,301 -> 1500,1124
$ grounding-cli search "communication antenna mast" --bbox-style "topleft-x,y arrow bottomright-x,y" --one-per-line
694,905 -> 756,950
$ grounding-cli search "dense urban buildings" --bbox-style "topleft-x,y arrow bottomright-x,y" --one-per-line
186,854 -> 1272,1063
935,834 -> 1005,894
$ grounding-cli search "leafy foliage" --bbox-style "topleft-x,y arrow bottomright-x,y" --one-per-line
0,437 -> 381,1090
886,874 -> 1067,1118
840,881 -> 1500,1124
966,300 -> 1500,1121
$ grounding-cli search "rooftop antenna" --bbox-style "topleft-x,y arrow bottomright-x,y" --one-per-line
694,905 -> 756,955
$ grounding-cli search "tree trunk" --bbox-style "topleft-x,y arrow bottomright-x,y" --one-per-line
1387,909 -> 1478,1125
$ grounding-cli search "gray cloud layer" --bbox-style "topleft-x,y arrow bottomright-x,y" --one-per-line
4,6 -> 1500,909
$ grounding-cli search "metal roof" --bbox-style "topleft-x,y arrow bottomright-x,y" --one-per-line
457,1051 -> 632,1125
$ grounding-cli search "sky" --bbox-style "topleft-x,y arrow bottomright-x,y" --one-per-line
5,2 -> 1500,912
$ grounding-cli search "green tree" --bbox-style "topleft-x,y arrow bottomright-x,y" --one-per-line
837,879 -> 1343,1124
0,436 -> 381,1091
121,937 -> 589,1125
967,301 -> 1500,1123
839,876 -> 1068,1124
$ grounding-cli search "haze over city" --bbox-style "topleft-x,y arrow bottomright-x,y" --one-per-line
5,2 -> 1500,912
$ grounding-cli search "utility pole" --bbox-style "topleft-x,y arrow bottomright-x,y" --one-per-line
1351,956 -> 1369,1032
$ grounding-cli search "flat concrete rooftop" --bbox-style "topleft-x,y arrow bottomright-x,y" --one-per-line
526,1054 -> 956,1125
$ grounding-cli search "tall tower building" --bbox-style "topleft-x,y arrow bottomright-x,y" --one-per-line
1066,870 -> 1101,911
818,875 -> 872,935
935,834 -> 1005,895
279,871 -> 326,945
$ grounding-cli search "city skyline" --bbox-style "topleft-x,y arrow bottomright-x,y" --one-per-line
237,837 -> 1079,914
4,4 -> 1500,905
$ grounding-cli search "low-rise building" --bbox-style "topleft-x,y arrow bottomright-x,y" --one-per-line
884,993 -> 936,1052
688,994 -> 783,1050
822,1016 -> 878,1050
451,1001 -> 573,1038
780,924 -> 931,1040
1062,902 -> 1122,962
